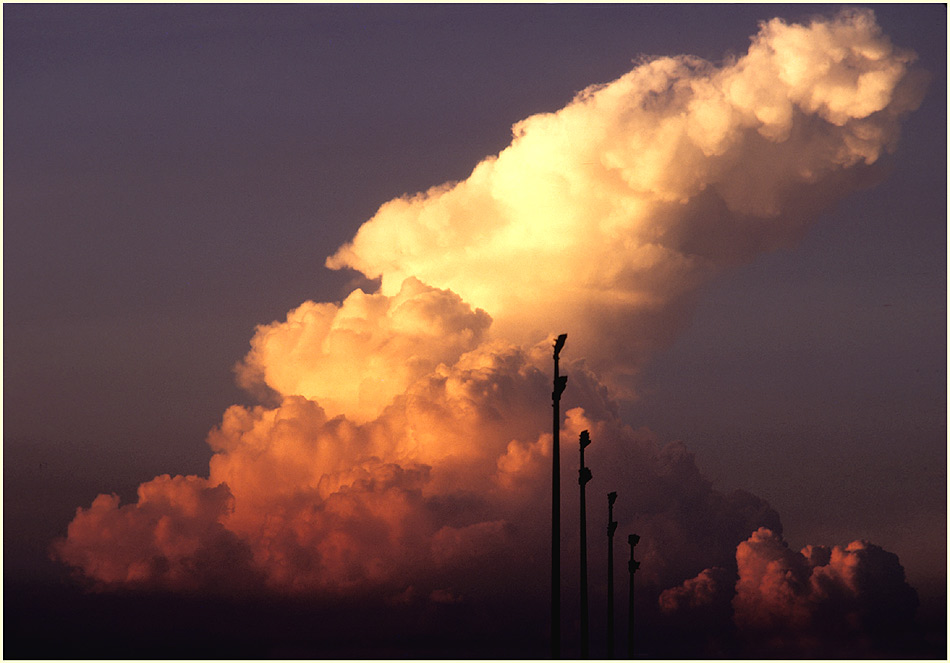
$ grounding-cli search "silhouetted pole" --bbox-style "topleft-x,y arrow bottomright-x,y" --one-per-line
628,533 -> 640,659
551,333 -> 567,659
606,491 -> 618,658
578,430 -> 592,658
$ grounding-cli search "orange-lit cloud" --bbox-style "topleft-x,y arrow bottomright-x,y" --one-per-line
733,527 -> 919,653
53,10 -> 926,651
53,475 -> 262,593
235,277 -> 491,423
55,333 -> 779,598
659,527 -> 920,656
327,9 -> 926,391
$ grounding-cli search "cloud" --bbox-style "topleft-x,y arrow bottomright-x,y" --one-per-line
55,333 -> 779,600
235,276 -> 491,423
733,527 -> 920,656
659,527 -> 920,657
57,335 -> 561,597
53,9 -> 927,656
660,566 -> 734,618
326,8 -> 926,392
52,474 -> 263,593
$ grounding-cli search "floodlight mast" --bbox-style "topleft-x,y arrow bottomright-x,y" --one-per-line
607,491 -> 618,658
551,333 -> 567,659
628,533 -> 641,659
579,430 -> 593,658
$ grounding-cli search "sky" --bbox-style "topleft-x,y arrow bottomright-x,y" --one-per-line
4,3 -> 946,659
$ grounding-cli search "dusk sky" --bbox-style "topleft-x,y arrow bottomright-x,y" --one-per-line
4,3 -> 946,659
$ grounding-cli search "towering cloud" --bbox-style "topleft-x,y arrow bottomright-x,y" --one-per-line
326,8 -> 925,389
54,9 -> 926,655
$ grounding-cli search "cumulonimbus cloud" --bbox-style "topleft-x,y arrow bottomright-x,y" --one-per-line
326,8 -> 926,390
53,9 -> 926,654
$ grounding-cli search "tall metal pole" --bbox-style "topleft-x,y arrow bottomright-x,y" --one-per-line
628,533 -> 640,659
607,492 -> 618,658
579,430 -> 592,658
551,333 -> 567,659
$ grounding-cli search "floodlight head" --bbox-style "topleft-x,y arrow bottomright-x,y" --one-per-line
554,333 -> 567,355
629,533 -> 640,546
608,491 -> 617,505
580,430 -> 591,448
